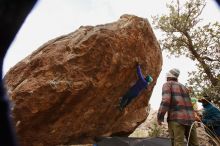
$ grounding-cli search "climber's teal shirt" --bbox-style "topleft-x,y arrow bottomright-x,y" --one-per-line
202,103 -> 220,126
201,102 -> 220,136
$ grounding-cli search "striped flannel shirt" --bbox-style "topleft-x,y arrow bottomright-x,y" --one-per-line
157,81 -> 195,125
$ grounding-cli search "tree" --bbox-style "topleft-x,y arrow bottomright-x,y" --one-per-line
152,0 -> 220,106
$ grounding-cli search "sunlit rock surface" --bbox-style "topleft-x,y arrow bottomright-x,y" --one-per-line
5,14 -> 162,146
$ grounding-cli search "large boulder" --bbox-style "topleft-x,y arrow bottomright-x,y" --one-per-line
4,14 -> 162,146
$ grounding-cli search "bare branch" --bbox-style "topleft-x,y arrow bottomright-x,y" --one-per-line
202,56 -> 220,62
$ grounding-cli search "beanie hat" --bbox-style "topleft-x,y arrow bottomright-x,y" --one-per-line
145,75 -> 153,83
191,97 -> 197,104
166,68 -> 180,78
198,95 -> 211,103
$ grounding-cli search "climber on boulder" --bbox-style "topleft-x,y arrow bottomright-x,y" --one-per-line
118,62 -> 153,111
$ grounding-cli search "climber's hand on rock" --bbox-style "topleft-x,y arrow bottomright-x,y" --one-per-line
134,57 -> 139,66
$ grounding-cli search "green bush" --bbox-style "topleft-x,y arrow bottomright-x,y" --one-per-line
148,122 -> 162,137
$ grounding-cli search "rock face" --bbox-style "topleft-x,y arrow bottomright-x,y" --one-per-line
4,14 -> 162,146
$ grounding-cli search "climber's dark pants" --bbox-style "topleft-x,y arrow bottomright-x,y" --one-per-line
119,90 -> 138,109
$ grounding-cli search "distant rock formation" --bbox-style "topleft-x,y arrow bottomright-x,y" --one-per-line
4,14 -> 162,146
130,109 -> 169,138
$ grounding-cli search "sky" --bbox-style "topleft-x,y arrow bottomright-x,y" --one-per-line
3,0 -> 220,109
